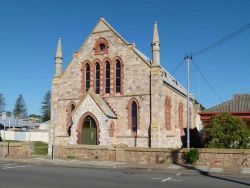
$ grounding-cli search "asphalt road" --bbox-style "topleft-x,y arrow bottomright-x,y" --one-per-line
0,161 -> 249,188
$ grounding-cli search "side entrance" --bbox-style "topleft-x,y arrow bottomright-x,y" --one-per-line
82,115 -> 97,145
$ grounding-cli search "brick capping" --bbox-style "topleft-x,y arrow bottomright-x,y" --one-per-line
93,37 -> 109,54
116,135 -> 149,138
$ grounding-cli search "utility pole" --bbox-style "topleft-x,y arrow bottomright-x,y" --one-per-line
184,55 -> 192,151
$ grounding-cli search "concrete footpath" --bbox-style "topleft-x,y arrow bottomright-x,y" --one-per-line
0,156 -> 249,176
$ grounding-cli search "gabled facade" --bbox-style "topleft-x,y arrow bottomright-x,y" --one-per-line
49,18 -> 200,153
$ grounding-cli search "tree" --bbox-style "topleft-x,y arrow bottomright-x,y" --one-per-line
202,113 -> 250,149
40,90 -> 51,122
0,93 -> 6,113
13,94 -> 28,118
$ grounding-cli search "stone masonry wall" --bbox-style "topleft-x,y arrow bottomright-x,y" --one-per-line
0,142 -> 34,157
56,145 -> 250,172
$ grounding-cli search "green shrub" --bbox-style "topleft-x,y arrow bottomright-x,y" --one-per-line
182,148 -> 199,164
202,113 -> 250,149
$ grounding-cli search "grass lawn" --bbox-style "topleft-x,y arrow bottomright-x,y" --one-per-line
1,140 -> 48,156
33,141 -> 48,156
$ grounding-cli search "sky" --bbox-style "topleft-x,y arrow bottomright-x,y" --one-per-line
0,0 -> 249,115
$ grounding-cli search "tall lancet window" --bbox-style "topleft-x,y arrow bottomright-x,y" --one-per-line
115,60 -> 121,93
85,63 -> 90,92
95,63 -> 100,94
131,101 -> 138,132
105,61 -> 110,93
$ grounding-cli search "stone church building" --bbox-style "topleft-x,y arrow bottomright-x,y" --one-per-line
49,18 -> 201,153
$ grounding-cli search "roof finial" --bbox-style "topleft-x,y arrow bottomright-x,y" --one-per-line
152,21 -> 159,43
55,38 -> 63,77
151,21 -> 160,66
56,38 -> 62,59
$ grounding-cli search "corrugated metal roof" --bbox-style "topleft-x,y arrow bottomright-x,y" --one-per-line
0,116 -> 38,128
202,94 -> 250,113
161,66 -> 195,100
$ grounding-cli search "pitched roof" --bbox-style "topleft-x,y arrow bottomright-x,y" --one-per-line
73,88 -> 117,118
0,116 -> 38,128
202,94 -> 250,113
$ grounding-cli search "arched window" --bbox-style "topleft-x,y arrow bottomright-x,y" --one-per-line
94,37 -> 109,54
105,61 -> 110,93
85,63 -> 90,92
115,60 -> 121,93
99,43 -> 106,52
95,63 -> 100,94
131,101 -> 138,132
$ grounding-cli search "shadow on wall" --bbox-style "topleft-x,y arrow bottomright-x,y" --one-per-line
169,149 -> 250,187
181,127 -> 202,148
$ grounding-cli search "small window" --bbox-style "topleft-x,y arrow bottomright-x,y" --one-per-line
85,63 -> 90,92
94,38 -> 108,54
105,62 -> 110,93
116,60 -> 121,93
99,43 -> 106,52
95,63 -> 100,94
132,101 -> 137,132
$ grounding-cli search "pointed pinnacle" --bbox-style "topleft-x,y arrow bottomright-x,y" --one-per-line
56,38 -> 62,58
153,21 -> 159,43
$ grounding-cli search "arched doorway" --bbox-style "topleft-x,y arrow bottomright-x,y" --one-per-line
82,115 -> 97,145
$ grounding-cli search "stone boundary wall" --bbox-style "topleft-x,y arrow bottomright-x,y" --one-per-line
0,142 -> 34,157
56,145 -> 116,161
56,145 -> 250,170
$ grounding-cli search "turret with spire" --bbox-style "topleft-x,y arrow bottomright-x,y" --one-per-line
151,22 -> 160,66
55,38 -> 63,77
150,21 -> 163,148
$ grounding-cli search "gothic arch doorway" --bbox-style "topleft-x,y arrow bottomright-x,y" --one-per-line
77,112 -> 100,145
82,115 -> 97,145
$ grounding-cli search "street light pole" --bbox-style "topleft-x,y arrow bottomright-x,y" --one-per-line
184,55 -> 192,151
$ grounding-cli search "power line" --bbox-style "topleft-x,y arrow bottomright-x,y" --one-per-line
172,60 -> 185,75
192,23 -> 250,57
192,61 -> 223,102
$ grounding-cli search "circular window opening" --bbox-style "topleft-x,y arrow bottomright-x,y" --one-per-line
99,43 -> 106,52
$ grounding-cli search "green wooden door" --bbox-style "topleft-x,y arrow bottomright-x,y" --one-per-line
82,116 -> 97,145
83,128 -> 97,145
